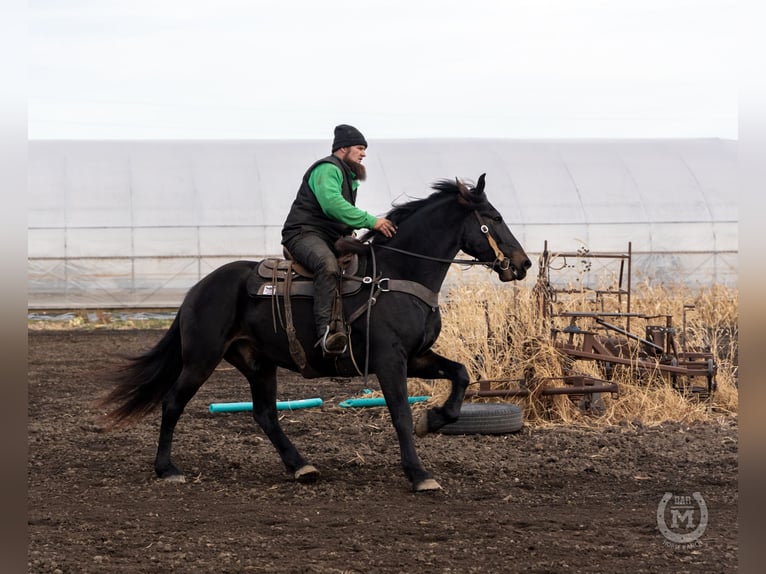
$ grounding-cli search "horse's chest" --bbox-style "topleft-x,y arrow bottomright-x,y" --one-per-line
419,308 -> 442,349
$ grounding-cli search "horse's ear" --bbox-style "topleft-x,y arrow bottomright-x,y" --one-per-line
455,177 -> 473,208
476,173 -> 486,194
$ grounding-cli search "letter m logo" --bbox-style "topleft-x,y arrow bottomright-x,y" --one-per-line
670,509 -> 695,529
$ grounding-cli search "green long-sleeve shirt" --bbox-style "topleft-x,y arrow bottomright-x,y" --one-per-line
308,163 -> 378,230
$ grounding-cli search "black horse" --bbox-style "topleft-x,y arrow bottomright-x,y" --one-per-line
101,174 -> 531,492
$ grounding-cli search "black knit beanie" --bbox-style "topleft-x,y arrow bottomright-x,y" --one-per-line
332,124 -> 368,151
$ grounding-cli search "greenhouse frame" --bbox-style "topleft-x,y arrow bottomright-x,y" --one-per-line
28,138 -> 736,309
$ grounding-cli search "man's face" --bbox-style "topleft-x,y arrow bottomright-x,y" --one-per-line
341,145 -> 366,164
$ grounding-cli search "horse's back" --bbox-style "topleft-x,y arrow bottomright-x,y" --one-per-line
195,259 -> 258,285
182,260 -> 259,309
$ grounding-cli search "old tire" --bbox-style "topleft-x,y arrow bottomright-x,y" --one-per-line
437,403 -> 523,435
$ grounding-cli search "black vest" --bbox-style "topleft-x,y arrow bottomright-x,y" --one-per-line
281,155 -> 358,245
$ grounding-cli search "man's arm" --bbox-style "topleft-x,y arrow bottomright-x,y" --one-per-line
308,163 -> 378,229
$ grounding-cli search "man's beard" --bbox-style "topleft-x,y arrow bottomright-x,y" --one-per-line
342,155 -> 367,181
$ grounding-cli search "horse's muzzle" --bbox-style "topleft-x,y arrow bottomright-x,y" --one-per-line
495,255 -> 531,281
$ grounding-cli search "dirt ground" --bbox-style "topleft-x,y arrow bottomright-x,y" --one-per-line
28,329 -> 738,573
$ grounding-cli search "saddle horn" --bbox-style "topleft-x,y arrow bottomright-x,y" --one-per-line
335,235 -> 370,254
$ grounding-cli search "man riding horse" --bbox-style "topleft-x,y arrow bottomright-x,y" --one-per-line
102,161 -> 532,491
281,124 -> 397,356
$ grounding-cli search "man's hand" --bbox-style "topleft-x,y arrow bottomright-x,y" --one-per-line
373,218 -> 397,238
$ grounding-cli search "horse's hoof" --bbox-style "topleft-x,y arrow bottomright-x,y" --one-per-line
414,478 -> 442,492
160,474 -> 186,484
415,414 -> 430,437
295,465 -> 320,483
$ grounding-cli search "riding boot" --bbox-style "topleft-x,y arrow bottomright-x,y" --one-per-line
329,281 -> 346,337
318,283 -> 347,356
317,325 -> 348,356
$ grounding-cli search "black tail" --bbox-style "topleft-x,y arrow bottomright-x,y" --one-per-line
99,315 -> 183,427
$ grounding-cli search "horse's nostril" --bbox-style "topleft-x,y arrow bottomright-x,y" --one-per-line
523,259 -> 532,270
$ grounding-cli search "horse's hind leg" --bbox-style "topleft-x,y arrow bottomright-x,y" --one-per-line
407,350 -> 470,436
155,361 -> 220,481
225,343 -> 318,483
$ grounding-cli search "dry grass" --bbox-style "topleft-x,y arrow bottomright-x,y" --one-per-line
421,281 -> 738,428
29,280 -> 738,428
28,310 -> 175,331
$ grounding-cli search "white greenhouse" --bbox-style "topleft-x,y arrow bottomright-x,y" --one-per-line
28,138 -> 736,309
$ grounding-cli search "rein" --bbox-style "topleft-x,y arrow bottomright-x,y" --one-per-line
370,243 -> 489,265
370,211 -> 511,271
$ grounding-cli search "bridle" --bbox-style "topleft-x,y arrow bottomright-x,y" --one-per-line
473,211 -> 511,272
370,210 -> 513,274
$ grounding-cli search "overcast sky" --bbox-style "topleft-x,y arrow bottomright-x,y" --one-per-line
28,0 -> 737,140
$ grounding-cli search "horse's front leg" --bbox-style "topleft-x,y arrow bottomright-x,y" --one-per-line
375,357 -> 442,492
407,350 -> 470,437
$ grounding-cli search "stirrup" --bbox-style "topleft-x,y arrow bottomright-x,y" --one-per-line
316,325 -> 348,356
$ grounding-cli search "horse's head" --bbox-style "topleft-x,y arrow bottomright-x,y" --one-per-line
455,174 -> 531,281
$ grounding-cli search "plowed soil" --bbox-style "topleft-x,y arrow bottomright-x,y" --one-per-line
28,330 -> 738,573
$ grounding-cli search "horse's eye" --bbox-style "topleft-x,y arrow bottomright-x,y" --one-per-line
492,215 -> 503,223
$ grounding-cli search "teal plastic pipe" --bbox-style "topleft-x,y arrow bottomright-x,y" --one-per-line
338,396 -> 430,408
209,397 -> 323,413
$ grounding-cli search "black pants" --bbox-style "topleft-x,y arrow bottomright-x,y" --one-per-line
283,233 -> 340,338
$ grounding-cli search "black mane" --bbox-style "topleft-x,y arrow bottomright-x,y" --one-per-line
359,179 -> 466,242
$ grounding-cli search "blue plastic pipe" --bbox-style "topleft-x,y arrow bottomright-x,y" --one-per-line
209,397 -> 323,413
338,396 -> 430,408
